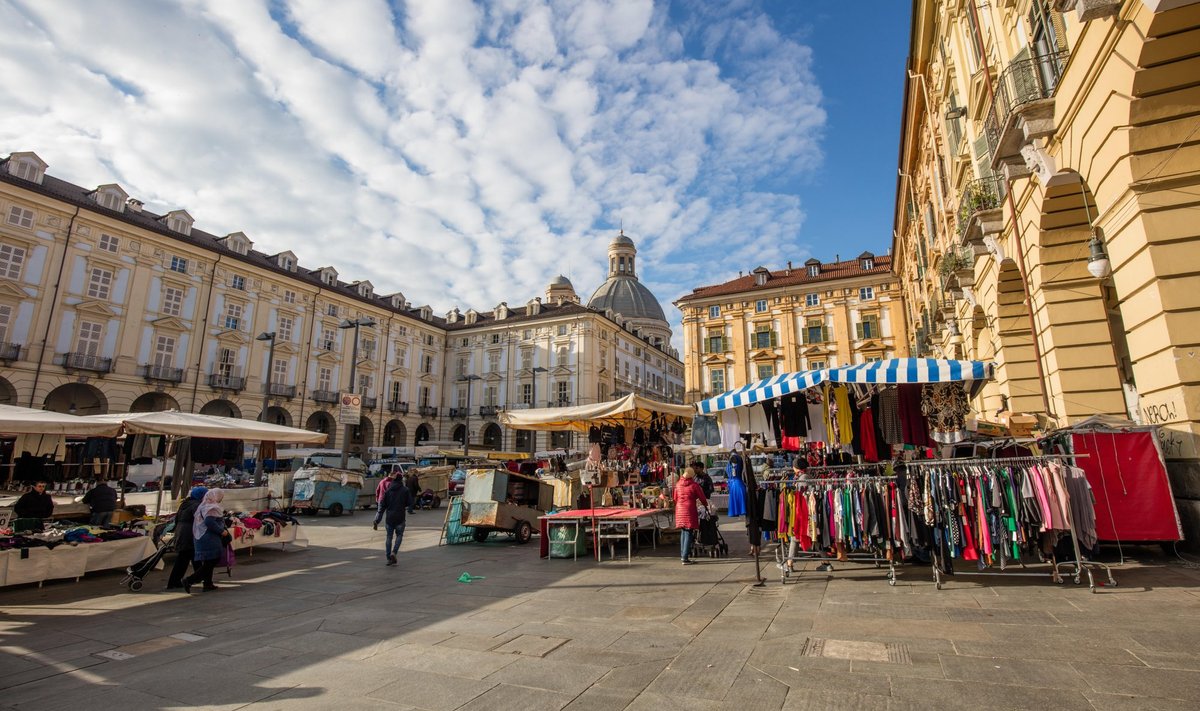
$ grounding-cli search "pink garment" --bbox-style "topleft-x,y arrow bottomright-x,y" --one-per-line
1028,466 -> 1055,532
1047,464 -> 1074,532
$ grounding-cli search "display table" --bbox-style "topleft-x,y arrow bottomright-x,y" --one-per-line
230,523 -> 307,554
0,536 -> 155,587
538,508 -> 669,562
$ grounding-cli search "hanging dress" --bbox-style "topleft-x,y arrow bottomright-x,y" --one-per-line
726,453 -> 747,517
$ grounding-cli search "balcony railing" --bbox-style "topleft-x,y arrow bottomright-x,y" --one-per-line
141,364 -> 185,383
957,176 -> 1006,243
362,396 -> 377,410
208,373 -> 245,391
418,406 -> 438,418
0,342 -> 20,361
60,352 -> 112,374
311,389 -> 339,404
266,383 -> 296,398
984,50 -> 1069,165
388,400 -> 409,414
554,398 -> 572,408
448,407 -> 467,418
479,405 -> 499,417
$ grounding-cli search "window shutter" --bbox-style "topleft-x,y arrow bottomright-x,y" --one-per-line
1050,12 -> 1068,52
770,331 -> 778,348
855,322 -> 864,340
823,326 -> 831,343
722,336 -> 730,352
801,327 -> 809,345
973,133 -> 994,181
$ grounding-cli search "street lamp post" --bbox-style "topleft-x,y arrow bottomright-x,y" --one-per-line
529,366 -> 547,454
459,374 -> 481,457
254,331 -> 276,486
339,318 -> 376,469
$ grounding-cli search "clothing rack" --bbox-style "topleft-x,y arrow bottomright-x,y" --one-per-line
911,454 -> 1115,593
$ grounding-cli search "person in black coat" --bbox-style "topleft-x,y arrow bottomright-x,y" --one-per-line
13,482 -> 54,531
82,480 -> 118,526
405,471 -> 420,514
166,486 -> 207,590
380,477 -> 413,566
689,460 -> 714,498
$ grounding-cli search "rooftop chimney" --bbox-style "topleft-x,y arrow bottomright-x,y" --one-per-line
126,198 -> 143,212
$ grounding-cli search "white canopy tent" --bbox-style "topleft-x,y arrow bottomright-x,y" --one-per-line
499,393 -> 694,433
82,411 -> 327,443
0,404 -> 123,437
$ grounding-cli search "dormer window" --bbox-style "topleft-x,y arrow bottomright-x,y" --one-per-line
274,251 -> 297,271
222,232 -> 252,256
355,281 -> 374,298
808,264 -> 819,277
94,185 -> 127,213
318,267 -> 338,286
859,252 -> 875,271
752,267 -> 769,287
390,294 -> 405,309
161,210 -> 194,236
5,152 -> 47,184
419,306 -> 432,320
495,303 -> 509,320
465,310 -> 478,325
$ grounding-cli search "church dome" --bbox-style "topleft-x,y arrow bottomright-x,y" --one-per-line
549,274 -> 573,287
587,278 -> 667,322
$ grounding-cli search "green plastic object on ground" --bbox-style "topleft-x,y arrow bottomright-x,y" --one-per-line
457,572 -> 485,583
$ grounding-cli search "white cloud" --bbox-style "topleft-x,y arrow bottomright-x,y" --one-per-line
0,0 -> 825,351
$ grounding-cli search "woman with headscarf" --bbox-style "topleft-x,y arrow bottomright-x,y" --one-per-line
166,486 -> 207,590
182,488 -> 229,593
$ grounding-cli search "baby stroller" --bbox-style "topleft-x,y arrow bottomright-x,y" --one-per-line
694,507 -> 729,559
120,520 -> 173,592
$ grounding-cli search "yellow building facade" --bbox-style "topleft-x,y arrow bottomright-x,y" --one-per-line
675,254 -> 908,403
0,154 -> 680,457
894,0 -> 1200,537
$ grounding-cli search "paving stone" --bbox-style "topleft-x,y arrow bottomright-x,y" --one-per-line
625,690 -> 727,711
888,676 -> 1093,710
943,607 -> 1061,626
951,639 -> 1144,666
754,666 -> 891,696
939,653 -> 1088,689
1082,691 -> 1200,710
564,687 -> 639,710
367,669 -> 497,711
456,683 -> 574,711
119,664 -> 288,707
723,667 -> 789,708
367,642 -> 518,679
492,634 -> 571,658
1130,650 -> 1200,671
1072,663 -> 1200,701
483,656 -> 608,695
781,687 -> 892,711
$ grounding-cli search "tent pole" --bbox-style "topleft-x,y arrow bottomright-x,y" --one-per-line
153,436 -> 174,519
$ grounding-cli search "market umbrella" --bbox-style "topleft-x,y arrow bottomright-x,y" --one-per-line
0,404 -> 123,437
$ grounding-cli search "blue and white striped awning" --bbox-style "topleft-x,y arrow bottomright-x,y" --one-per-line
824,358 -> 993,384
695,370 -> 825,415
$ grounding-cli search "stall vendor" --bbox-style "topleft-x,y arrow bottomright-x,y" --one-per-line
13,481 -> 54,529
82,480 -> 118,526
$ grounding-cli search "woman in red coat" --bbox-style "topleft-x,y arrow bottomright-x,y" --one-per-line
673,469 -> 709,565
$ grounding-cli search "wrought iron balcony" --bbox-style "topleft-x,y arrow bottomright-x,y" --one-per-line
141,364 -> 185,383
448,407 -> 467,418
208,372 -> 245,391
479,405 -> 498,417
266,383 -> 296,398
60,352 -> 112,374
311,389 -> 339,404
984,50 -> 1068,169
0,342 -> 20,361
554,398 -> 572,408
362,396 -> 377,410
418,405 -> 438,418
957,176 -> 1006,246
388,400 -> 409,414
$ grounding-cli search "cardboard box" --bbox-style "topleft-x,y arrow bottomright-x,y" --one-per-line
1000,413 -> 1038,437
974,420 -> 1008,438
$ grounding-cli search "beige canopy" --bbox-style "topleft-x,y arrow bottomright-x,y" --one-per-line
0,404 -> 124,437
498,393 -> 694,433
82,411 -> 327,444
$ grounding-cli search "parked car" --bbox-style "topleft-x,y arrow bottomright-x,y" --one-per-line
448,469 -> 467,496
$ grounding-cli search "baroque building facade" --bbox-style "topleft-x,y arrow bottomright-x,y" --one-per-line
894,0 -> 1200,535
675,254 -> 907,404
0,153 -> 681,456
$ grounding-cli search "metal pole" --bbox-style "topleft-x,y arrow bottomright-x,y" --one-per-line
341,324 -> 360,469
255,336 -> 276,486
529,375 -> 536,454
463,381 -> 472,457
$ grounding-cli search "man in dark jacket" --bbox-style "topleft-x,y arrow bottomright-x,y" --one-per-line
82,480 -> 118,526
166,486 -> 207,590
690,460 -> 714,498
13,481 -> 54,531
405,471 -> 420,514
381,476 -> 413,566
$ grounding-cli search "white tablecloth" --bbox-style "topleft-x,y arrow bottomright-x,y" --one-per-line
0,536 -> 155,587
230,523 -> 306,551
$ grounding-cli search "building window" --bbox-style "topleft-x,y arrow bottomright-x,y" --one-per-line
809,360 -> 826,370
272,357 -> 289,384
153,334 -> 176,367
490,333 -> 500,344
75,320 -> 102,355
162,286 -> 184,317
757,363 -> 775,380
556,347 -> 568,366
280,256 -> 294,271
422,353 -> 433,374
395,344 -> 407,366
456,387 -> 467,409
277,315 -> 293,342
556,381 -> 570,404
390,381 -> 402,403
0,243 -> 27,280
484,386 -> 497,407
326,303 -> 338,317
169,256 -> 188,274
420,386 -> 431,407
522,329 -> 532,340
456,356 -> 467,378
6,206 -> 34,229
86,267 -> 113,300
522,383 -> 532,405
488,352 -> 500,373
709,368 -> 724,393
231,274 -> 246,290
216,348 -> 236,377
224,302 -> 243,331
804,319 -> 827,344
358,373 -> 373,396
521,349 -> 533,370
98,234 -> 119,253
859,286 -> 875,301
856,314 -> 880,340
320,326 -> 335,351
557,324 -> 568,336
394,325 -> 407,336
708,305 -> 720,319
0,304 -> 11,344
317,366 -> 332,391
361,338 -> 375,361
706,329 -> 726,354
807,265 -> 819,277
755,299 -> 767,313
283,289 -> 296,304
866,356 -> 882,363
9,159 -> 40,182
753,327 -> 777,349
806,293 -> 820,307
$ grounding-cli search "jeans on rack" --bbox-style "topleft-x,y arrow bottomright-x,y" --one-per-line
680,528 -> 695,561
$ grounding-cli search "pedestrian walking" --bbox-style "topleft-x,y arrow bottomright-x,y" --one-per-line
82,480 -> 118,526
406,471 -> 420,513
380,474 -> 413,566
166,486 -> 206,590
182,488 -> 230,592
673,468 -> 708,565
373,471 -> 398,530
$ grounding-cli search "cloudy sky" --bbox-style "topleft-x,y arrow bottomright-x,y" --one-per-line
0,0 -> 907,349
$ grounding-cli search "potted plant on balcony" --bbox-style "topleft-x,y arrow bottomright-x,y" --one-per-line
957,180 -> 1001,236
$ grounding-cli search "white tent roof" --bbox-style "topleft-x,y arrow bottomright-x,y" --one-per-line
499,393 -> 694,433
0,404 -> 124,437
82,411 -> 327,443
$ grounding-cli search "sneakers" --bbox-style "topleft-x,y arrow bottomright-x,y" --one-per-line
386,555 -> 397,566
681,560 -> 695,566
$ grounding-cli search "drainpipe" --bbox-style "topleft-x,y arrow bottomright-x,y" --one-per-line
28,206 -> 80,408
297,285 -> 322,437
967,1 -> 1055,418
187,254 -> 221,412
